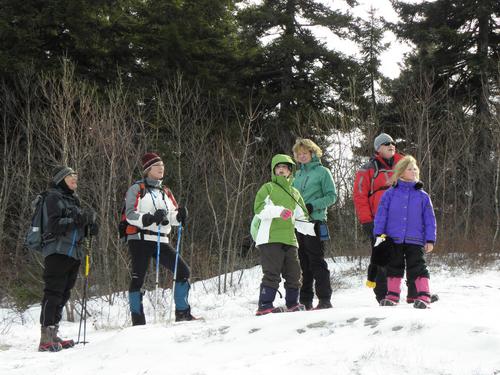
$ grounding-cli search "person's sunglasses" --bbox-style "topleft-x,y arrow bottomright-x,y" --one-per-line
382,142 -> 396,146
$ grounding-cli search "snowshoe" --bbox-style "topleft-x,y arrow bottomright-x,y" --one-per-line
38,326 -> 62,352
413,299 -> 430,309
256,307 -> 274,316
379,298 -> 398,306
175,308 -> 200,322
314,299 -> 333,310
38,342 -> 62,352
255,306 -> 287,316
407,294 -> 439,304
53,325 -> 75,349
301,302 -> 313,311
286,304 -> 306,313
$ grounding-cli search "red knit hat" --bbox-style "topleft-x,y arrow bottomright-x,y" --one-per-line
142,152 -> 162,172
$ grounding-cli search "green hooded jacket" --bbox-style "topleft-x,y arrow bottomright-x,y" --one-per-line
293,155 -> 337,221
252,154 -> 309,247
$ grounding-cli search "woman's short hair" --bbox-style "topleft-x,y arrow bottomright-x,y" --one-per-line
391,155 -> 420,184
292,138 -> 323,160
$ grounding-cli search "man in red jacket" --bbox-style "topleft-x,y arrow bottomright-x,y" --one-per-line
353,133 -> 405,302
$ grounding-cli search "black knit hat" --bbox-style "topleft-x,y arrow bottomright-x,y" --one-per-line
52,166 -> 76,185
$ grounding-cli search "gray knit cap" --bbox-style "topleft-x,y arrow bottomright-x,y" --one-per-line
52,166 -> 76,185
374,133 -> 395,151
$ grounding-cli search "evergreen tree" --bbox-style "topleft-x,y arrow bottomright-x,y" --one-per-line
380,0 -> 500,224
136,0 -> 244,94
238,0 -> 362,138
390,0 -> 500,118
353,6 -> 389,113
0,0 -> 140,85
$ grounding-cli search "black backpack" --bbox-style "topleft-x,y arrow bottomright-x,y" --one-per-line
25,191 -> 50,252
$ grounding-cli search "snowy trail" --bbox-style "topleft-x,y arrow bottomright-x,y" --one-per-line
1,260 -> 500,375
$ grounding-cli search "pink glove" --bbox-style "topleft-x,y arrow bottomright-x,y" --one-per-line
280,209 -> 292,220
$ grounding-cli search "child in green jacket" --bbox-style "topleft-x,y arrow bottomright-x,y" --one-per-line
253,154 -> 314,315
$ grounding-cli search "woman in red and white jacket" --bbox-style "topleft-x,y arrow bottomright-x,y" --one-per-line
124,152 -> 194,325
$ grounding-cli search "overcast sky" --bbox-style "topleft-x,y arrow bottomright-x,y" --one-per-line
246,0 -> 424,79
322,0 -> 417,79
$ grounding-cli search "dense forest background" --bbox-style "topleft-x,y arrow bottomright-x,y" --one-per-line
0,0 -> 498,310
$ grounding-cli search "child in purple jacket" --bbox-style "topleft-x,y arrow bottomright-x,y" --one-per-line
373,155 -> 436,309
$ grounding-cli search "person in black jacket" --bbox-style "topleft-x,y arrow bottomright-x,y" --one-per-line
38,166 -> 97,352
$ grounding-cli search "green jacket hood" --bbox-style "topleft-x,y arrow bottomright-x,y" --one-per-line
271,154 -> 296,177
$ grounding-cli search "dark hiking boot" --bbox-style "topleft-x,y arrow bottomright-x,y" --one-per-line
379,299 -> 398,306
407,293 -> 439,304
53,325 -> 75,349
413,299 -> 430,309
256,307 -> 274,316
314,299 -> 333,310
130,290 -> 146,326
175,308 -> 199,322
256,306 -> 287,316
286,304 -> 306,313
300,299 -> 313,311
131,312 -> 146,326
38,326 -> 62,352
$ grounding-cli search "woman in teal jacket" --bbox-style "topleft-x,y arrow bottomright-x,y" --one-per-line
292,139 -> 337,310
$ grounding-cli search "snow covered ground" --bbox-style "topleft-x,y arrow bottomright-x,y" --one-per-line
1,257 -> 500,375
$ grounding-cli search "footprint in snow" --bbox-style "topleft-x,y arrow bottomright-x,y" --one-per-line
364,317 -> 385,328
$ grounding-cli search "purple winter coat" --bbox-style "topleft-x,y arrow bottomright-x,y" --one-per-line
373,180 -> 436,246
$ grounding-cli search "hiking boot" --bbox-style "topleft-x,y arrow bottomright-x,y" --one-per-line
379,298 -> 398,306
256,307 -> 274,316
175,308 -> 199,322
314,299 -> 332,310
302,302 -> 313,311
256,306 -> 287,316
407,293 -> 439,304
286,304 -> 306,313
38,326 -> 62,352
53,325 -> 75,349
413,299 -> 430,309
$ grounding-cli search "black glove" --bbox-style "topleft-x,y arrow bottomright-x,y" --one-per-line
74,208 -> 96,226
176,206 -> 188,225
153,209 -> 168,225
362,222 -> 374,239
305,203 -> 314,215
142,213 -> 155,227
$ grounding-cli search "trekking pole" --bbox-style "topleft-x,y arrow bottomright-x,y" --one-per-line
168,224 -> 183,323
154,225 -> 161,323
77,235 -> 92,345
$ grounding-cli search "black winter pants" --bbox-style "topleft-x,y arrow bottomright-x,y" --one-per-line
368,236 -> 419,302
128,240 -> 190,293
258,243 -> 301,290
296,226 -> 332,303
40,254 -> 81,327
386,243 -> 430,280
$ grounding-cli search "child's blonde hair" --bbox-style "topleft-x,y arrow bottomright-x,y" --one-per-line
292,138 -> 323,160
391,155 -> 420,184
